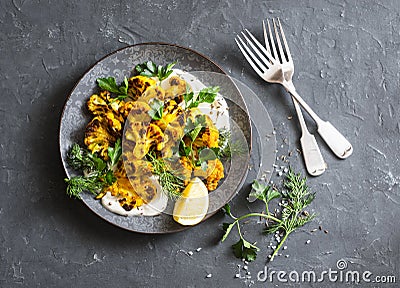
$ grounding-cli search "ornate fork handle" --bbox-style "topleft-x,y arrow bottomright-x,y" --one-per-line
284,81 -> 353,159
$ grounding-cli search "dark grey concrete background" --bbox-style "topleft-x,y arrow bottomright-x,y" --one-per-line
1,0 -> 399,287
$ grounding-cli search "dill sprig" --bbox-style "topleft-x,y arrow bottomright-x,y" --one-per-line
65,176 -> 104,199
221,169 -> 316,262
147,153 -> 185,199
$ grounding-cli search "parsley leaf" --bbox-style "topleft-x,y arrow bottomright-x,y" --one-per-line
221,222 -> 235,242
148,99 -> 164,120
232,239 -> 259,262
135,61 -> 176,81
107,138 -> 122,168
97,76 -> 129,99
198,86 -> 219,103
184,86 -> 219,109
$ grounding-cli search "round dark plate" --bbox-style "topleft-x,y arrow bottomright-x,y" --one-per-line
59,43 -> 252,233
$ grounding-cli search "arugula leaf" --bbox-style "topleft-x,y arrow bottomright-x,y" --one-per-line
148,99 -> 164,120
97,76 -> 128,99
232,239 -> 259,262
107,138 -> 122,168
135,61 -> 176,81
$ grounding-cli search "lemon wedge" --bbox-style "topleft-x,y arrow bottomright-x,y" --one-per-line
173,177 -> 209,226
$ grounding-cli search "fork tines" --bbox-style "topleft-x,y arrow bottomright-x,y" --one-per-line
235,18 -> 292,75
235,29 -> 276,76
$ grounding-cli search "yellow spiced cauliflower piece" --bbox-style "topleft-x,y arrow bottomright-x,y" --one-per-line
128,76 -> 157,101
193,159 -> 224,191
162,75 -> 188,101
84,90 -> 130,159
100,162 -> 145,210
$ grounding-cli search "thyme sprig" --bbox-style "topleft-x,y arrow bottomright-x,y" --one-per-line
221,169 -> 316,262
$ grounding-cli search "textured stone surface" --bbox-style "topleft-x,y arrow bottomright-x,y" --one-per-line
1,0 -> 399,287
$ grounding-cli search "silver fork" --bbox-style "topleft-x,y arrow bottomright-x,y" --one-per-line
261,19 -> 325,176
235,19 -> 353,166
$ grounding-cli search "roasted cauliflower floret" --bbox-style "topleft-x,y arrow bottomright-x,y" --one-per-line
84,90 -> 128,159
193,127 -> 219,149
128,76 -> 157,101
161,75 -> 189,102
84,116 -> 117,159
193,158 -> 224,191
141,86 -> 165,103
153,99 -> 184,131
124,101 -> 165,159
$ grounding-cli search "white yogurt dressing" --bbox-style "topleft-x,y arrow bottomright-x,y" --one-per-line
102,70 -> 230,217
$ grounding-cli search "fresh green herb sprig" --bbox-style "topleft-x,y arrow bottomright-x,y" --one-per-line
96,77 -> 129,100
65,140 -> 122,199
147,152 -> 185,199
135,61 -> 176,81
107,138 -> 122,168
65,176 -> 104,198
183,86 -> 219,109
179,115 -> 206,165
221,169 -> 316,262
